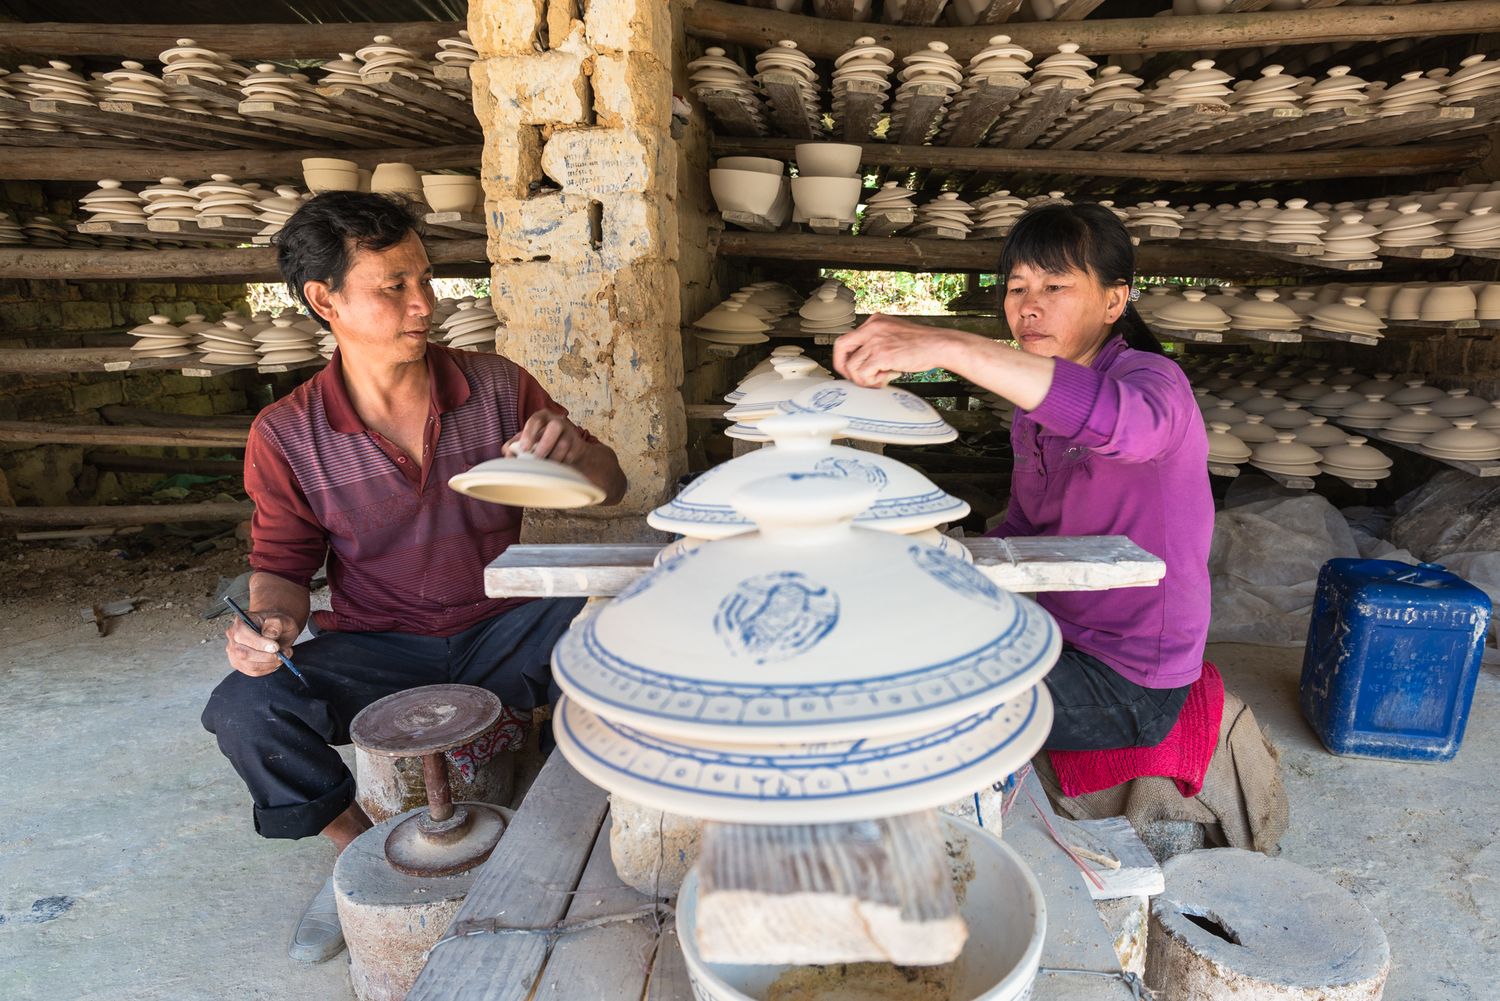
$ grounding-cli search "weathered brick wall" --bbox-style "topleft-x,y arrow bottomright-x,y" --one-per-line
0,181 -> 255,506
469,0 -> 687,542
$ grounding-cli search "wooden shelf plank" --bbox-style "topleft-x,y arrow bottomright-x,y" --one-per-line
760,69 -> 821,141
710,134 -> 1483,181
1347,425 -> 1500,477
941,73 -> 1026,147
966,0 -> 1025,22
1225,328 -> 1303,343
0,421 -> 250,448
1189,238 -> 1385,272
1150,326 -> 1225,344
315,86 -> 457,146
1451,247 -> 1500,261
1039,101 -> 1143,152
1379,245 -> 1454,262
1052,0 -> 1112,18
883,0 -> 950,24
0,239 -> 487,281
1251,467 -> 1317,489
25,98 -> 209,150
683,0 -> 1500,60
360,71 -> 479,133
96,98 -> 300,149
0,21 -> 461,60
1097,104 -> 1227,153
0,500 -> 253,528
1215,105 -> 1367,154
1208,462 -> 1242,478
236,99 -> 394,148
0,347 -> 199,373
992,79 -> 1089,150
422,210 -> 487,237
1299,326 -> 1382,346
1164,107 -> 1301,154
1279,105 -> 1475,153
694,88 -> 769,138
858,208 -> 915,237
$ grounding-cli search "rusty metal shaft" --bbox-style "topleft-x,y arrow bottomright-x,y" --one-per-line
422,752 -> 454,823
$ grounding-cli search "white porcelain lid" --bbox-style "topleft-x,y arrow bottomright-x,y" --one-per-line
448,453 -> 606,509
649,412 -> 969,538
554,474 -> 1059,743
775,379 -> 958,445
553,685 -> 1052,824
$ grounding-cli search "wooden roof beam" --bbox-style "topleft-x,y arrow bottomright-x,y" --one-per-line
0,21 -> 462,60
685,0 -> 1500,60
0,145 -> 482,182
711,135 -> 1490,182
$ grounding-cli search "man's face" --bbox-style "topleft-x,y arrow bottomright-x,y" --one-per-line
316,230 -> 436,364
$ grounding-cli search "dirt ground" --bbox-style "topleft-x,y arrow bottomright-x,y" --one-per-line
1,531 -> 1497,999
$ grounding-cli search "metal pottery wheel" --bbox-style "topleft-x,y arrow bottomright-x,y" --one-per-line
350,684 -> 508,877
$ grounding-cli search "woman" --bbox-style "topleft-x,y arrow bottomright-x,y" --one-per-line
835,202 -> 1212,751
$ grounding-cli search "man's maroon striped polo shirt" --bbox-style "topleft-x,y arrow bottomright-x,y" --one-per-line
244,343 -> 598,637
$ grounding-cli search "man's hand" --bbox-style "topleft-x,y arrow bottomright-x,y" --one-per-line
226,610 -> 299,677
504,410 -> 590,465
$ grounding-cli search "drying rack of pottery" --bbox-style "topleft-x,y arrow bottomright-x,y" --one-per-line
1187,356 -> 1500,484
689,32 -> 1500,156
710,143 -> 863,234
0,32 -> 479,150
690,280 -> 862,350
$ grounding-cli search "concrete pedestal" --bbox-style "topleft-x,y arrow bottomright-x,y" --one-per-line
355,730 -> 516,824
1147,848 -> 1390,1001
333,805 -> 491,1001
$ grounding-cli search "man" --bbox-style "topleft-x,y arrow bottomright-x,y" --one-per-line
202,192 -> 626,963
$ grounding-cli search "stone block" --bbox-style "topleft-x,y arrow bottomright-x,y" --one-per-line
487,192 -> 598,264
128,282 -> 178,302
70,378 -> 125,412
591,53 -> 673,131
210,390 -> 249,414
0,279 -> 25,300
467,0 -> 545,55
121,372 -> 167,403
609,321 -> 684,404
539,127 -> 672,197
585,0 -> 671,54
520,508 -> 672,544
166,394 -> 216,417
601,193 -> 677,267
608,796 -> 701,897
608,261 -> 680,330
482,50 -> 592,125
61,300 -> 115,331
0,300 -> 61,331
4,181 -> 45,208
474,96 -> 545,201
78,281 -> 126,302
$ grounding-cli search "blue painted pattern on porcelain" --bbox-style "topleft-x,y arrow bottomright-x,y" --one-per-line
910,543 -> 1004,608
714,572 -> 839,664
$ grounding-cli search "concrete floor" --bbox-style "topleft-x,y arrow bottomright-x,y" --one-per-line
2,602 -> 1497,999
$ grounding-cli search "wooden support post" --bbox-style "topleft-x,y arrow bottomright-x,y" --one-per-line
942,73 -> 1027,147
759,70 -> 820,140
693,812 -> 966,966
994,79 -> 1089,150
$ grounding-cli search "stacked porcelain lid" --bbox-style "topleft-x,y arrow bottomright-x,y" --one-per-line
1309,296 -> 1386,339
970,190 -> 1029,238
0,211 -> 22,246
937,34 -> 1034,143
436,296 -> 500,351
890,42 -> 962,142
862,182 -> 918,231
254,314 -> 323,370
21,216 -> 71,247
798,282 -> 858,337
1225,290 -> 1301,334
190,175 -> 260,223
195,314 -> 261,367
79,180 -> 148,227
1125,201 -> 1185,237
692,282 -> 800,347
910,192 -> 974,240
127,315 -> 196,359
731,374 -> 961,447
756,40 -> 824,137
725,345 -> 825,404
100,60 -> 173,107
434,29 -> 479,75
356,34 -> 441,91
158,38 -> 248,85
1152,289 -> 1231,334
554,467 -> 1057,823
139,177 -> 199,222
255,185 -> 307,239
688,47 -> 768,135
831,36 -> 894,128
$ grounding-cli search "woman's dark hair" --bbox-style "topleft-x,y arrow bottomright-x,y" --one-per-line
275,191 -> 424,322
998,201 -> 1164,355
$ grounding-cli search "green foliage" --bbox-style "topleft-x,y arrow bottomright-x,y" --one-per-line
820,269 -> 978,315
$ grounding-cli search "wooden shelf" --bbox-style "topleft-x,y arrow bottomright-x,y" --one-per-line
683,0 -> 1500,60
715,231 -> 1413,278
1340,424 -> 1500,478
0,421 -> 250,448
710,135 -> 1485,182
0,21 -> 461,60
0,240 -> 488,282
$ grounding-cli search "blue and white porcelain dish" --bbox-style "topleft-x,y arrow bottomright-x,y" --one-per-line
775,379 -> 959,445
553,685 -> 1053,823
554,473 -> 1060,744
652,526 -> 974,567
723,356 -> 832,422
648,413 -> 969,539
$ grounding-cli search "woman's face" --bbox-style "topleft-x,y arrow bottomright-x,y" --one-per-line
1003,262 -> 1128,366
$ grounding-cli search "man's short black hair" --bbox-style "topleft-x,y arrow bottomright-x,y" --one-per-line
275,191 -> 424,322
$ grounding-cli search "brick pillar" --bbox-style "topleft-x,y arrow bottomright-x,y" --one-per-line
469,0 -> 686,542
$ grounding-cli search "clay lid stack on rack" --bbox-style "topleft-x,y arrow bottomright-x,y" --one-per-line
436,297 -> 500,351
127,315 -> 196,359
254,315 -> 322,371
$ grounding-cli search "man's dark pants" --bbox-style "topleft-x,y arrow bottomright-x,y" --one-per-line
202,597 -> 586,839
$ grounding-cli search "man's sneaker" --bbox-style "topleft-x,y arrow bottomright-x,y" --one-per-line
288,876 -> 345,963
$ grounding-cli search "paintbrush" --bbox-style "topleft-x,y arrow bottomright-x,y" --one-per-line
223,595 -> 309,687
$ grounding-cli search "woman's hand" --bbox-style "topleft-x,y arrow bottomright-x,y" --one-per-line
504,410 -> 589,465
834,314 -> 965,388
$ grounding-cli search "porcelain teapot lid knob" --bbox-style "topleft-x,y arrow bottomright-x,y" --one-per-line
1275,432 -> 1296,443
760,411 -> 850,447
1209,422 -> 1231,433
772,356 -> 821,378
729,473 -> 877,542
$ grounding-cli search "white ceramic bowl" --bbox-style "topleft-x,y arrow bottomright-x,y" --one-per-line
791,175 -> 863,221
709,168 -> 784,216
301,157 -> 360,194
422,176 -> 481,212
678,813 -> 1046,1001
794,142 -> 863,177
716,156 -> 784,175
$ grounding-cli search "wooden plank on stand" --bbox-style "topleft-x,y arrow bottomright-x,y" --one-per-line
883,0 -> 949,23
0,421 -> 249,448
0,500 -> 253,528
893,82 -> 953,146
315,86 -> 456,145
1281,104 -> 1473,152
835,78 -> 887,143
96,98 -> 294,149
423,210 -> 487,237
1218,105 -> 1367,153
1226,328 -> 1303,343
25,98 -> 208,149
361,70 -> 479,132
1177,106 -> 1301,154
695,88 -> 768,137
943,73 -> 1026,147
967,0 -> 1025,21
859,208 -> 915,236
995,79 -> 1088,150
694,812 -> 964,967
760,69 -> 820,140
406,753 -> 611,1001
720,209 -> 788,233
1299,326 -> 1382,346
237,99 -> 393,147
1041,101 -> 1141,152
1099,104 -> 1226,153
1379,245 -> 1454,262
1208,461 -> 1242,478
0,347 -> 189,373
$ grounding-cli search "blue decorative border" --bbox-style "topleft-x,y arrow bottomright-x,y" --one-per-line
655,488 -> 967,526
554,598 -> 1057,728
559,688 -> 1043,802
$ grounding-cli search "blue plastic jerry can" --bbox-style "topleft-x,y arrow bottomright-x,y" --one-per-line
1300,559 -> 1491,762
